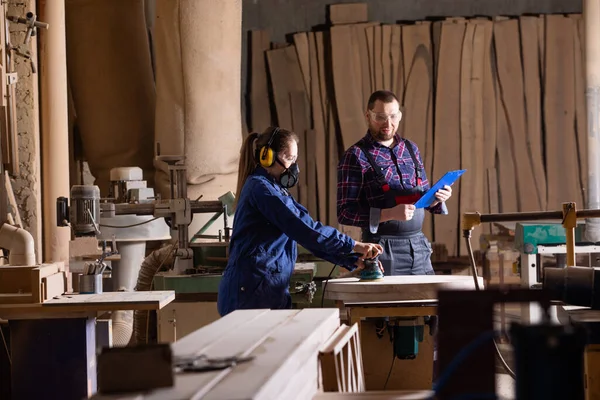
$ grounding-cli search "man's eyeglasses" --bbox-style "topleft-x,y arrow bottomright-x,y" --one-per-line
368,110 -> 402,123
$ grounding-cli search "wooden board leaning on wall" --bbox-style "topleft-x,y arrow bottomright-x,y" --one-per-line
246,5 -> 587,259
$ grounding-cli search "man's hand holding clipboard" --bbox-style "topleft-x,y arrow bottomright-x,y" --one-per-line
414,169 -> 466,209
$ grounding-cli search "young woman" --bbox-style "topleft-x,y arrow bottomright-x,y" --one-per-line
217,126 -> 383,316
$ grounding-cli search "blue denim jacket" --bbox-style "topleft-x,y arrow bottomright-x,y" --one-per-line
217,166 -> 357,316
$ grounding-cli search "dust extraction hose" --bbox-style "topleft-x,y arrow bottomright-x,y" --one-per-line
129,244 -> 175,345
463,229 -> 516,379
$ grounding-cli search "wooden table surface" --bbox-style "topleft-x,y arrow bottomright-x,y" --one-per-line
0,290 -> 175,319
324,275 -> 483,302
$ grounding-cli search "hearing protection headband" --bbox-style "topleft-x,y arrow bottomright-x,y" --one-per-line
258,127 -> 280,167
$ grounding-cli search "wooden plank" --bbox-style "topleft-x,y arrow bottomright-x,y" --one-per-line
266,45 -> 307,201
544,15 -> 581,208
306,129 -> 319,218
312,391 -> 434,399
324,275 -> 482,303
266,47 -> 294,130
0,4 -> 6,108
472,19 -> 496,233
433,21 -> 465,257
293,33 -> 311,98
432,21 -> 443,85
308,32 -> 328,222
401,22 -> 434,242
43,272 -> 66,300
0,293 -> 33,304
266,46 -> 306,130
290,92 -> 310,209
381,25 -> 392,90
487,168 -> 499,214
330,25 -> 367,149
373,25 -> 383,90
205,309 -> 339,400
520,16 -> 547,210
0,265 -> 33,293
249,30 -> 272,132
0,291 -> 175,319
327,103 -> 340,227
495,19 -> 540,212
459,22 -> 487,257
173,309 -> 271,358
316,32 -> 340,226
470,23 -> 486,236
391,25 -> 403,102
328,3 -> 368,25
538,16 -> 545,85
117,311 -> 298,400
366,26 -> 376,93
351,23 -> 377,107
493,21 -> 518,213
570,14 -> 587,207
41,290 -> 173,309
459,21 -> 474,252
31,263 -> 62,303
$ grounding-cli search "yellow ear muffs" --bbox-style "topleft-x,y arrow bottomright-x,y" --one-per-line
259,146 -> 276,167
257,127 -> 280,167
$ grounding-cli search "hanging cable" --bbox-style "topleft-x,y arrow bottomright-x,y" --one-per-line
463,230 -> 516,379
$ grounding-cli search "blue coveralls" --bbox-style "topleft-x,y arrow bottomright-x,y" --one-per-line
217,167 -> 358,317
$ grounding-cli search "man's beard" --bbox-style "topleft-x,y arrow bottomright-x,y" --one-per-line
369,124 -> 395,141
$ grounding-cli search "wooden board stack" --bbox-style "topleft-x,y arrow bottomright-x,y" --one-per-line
246,4 -> 587,259
92,309 -> 341,400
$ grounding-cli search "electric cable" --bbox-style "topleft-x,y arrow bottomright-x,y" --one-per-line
383,350 -> 396,390
0,324 -> 10,365
320,264 -> 338,308
463,230 -> 516,380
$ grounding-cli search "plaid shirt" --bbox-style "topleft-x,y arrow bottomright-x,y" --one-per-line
337,132 -> 447,228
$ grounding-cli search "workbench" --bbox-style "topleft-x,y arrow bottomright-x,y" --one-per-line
153,262 -> 318,342
0,290 -> 175,400
324,275 -> 482,324
323,275 -> 482,390
92,308 -> 341,400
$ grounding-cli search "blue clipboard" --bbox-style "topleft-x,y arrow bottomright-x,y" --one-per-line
413,169 -> 466,209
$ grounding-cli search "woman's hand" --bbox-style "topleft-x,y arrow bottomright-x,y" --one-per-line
353,241 -> 383,260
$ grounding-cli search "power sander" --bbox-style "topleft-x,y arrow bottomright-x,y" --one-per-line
359,255 -> 384,281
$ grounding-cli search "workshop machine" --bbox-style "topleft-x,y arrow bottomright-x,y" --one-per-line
513,221 -> 600,323
451,202 -> 600,400
57,154 -> 228,288
57,151 -> 320,342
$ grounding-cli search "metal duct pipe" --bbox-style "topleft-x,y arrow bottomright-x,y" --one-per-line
584,0 -> 600,242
